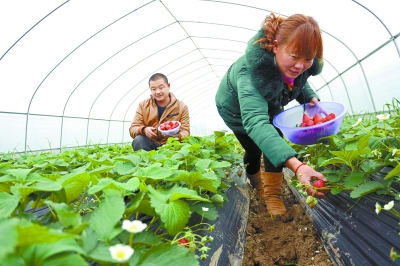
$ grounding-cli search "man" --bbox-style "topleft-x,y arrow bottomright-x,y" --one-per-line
129,73 -> 190,151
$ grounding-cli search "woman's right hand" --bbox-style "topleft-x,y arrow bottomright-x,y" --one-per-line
295,164 -> 327,198
285,157 -> 327,198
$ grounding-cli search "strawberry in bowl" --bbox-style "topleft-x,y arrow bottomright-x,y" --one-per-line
158,121 -> 181,136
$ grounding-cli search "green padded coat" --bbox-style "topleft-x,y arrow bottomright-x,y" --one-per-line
215,29 -> 323,169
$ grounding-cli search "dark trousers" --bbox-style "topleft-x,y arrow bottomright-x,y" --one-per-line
234,132 -> 283,174
132,135 -> 161,151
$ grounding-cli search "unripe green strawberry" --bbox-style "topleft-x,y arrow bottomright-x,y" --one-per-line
306,196 -> 318,209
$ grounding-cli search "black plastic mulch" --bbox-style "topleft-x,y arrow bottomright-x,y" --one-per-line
287,167 -> 400,266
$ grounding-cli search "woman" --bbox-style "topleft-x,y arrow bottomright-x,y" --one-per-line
215,13 -> 327,216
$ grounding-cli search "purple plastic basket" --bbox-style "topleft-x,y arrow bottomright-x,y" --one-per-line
273,102 -> 347,145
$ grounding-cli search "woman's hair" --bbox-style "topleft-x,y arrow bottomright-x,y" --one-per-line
255,13 -> 323,60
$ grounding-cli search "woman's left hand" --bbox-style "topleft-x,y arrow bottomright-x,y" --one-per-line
309,97 -> 319,106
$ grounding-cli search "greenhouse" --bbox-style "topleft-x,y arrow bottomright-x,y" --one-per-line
0,1 -> 399,265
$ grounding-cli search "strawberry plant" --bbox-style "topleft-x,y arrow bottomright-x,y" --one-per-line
0,131 -> 244,265
289,97 -> 400,261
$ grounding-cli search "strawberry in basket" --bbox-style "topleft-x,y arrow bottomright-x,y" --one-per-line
300,113 -> 336,127
159,121 -> 180,131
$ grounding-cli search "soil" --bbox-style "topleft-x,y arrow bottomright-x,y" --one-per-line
242,169 -> 335,266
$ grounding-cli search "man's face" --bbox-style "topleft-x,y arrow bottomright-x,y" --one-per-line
149,78 -> 170,105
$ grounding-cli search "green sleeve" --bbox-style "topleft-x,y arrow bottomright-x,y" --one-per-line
236,67 -> 297,168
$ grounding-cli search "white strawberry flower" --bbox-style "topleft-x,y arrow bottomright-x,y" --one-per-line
351,118 -> 362,127
122,220 -> 147,233
384,201 -> 394,210
202,207 -> 209,212
376,113 -> 390,121
375,202 -> 382,214
109,244 -> 134,262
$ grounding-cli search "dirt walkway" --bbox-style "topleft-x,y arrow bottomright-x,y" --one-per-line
242,170 -> 334,266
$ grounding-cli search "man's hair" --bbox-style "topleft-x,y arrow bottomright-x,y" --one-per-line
148,73 -> 168,86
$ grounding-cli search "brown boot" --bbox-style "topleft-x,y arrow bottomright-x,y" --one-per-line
246,170 -> 263,197
261,172 -> 286,215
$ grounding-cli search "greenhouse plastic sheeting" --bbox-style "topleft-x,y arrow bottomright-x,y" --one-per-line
287,167 -> 400,266
1,1 -> 400,152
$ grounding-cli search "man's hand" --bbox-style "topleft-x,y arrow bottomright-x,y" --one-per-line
143,127 -> 157,139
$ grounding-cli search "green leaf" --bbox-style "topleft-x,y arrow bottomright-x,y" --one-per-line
176,171 -> 217,193
6,169 -> 32,181
87,178 -> 113,194
326,174 -> 340,182
360,160 -> 383,174
0,218 -> 19,261
350,181 -> 384,198
114,162 -> 137,175
47,158 -> 69,167
320,158 -> 348,166
164,159 -> 183,170
214,131 -> 226,137
0,192 -> 20,219
195,159 -> 212,173
134,231 -> 162,246
17,223 -> 71,247
88,243 -> 114,263
170,186 -> 210,202
357,135 -> 370,150
61,172 -> 91,204
21,238 -> 84,263
81,227 -> 98,254
191,202 -> 218,220
89,165 -> 114,176
330,187 -> 342,195
134,164 -> 172,179
42,253 -> 88,266
117,177 -> 140,191
45,201 -> 82,228
10,181 -> 62,203
138,242 -> 199,266
329,150 -> 371,168
344,171 -> 366,188
368,136 -> 386,150
210,160 -> 231,169
135,199 -> 157,217
149,195 -> 190,236
385,164 -> 400,179
89,195 -> 125,242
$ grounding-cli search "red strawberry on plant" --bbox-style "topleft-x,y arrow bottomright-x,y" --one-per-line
178,238 -> 189,248
313,180 -> 326,188
313,179 -> 330,195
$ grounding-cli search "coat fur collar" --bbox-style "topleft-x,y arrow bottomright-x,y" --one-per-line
245,29 -> 323,102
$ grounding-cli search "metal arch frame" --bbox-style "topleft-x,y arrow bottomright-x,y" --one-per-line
0,1 -> 70,61
86,36 -> 192,143
353,0 -> 400,57
1,0 -> 399,152
115,51 -> 210,138
21,1 -> 155,152
316,58 -> 354,113
61,21 -> 178,148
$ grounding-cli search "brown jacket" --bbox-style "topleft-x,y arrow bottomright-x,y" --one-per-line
129,92 -> 190,145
